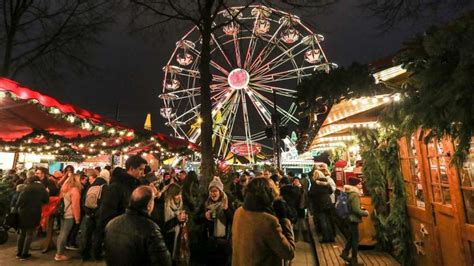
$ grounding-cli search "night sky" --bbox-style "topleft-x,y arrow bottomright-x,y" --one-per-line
14,0 -> 472,135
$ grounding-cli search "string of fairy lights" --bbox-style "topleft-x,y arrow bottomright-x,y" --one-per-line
0,89 -> 196,161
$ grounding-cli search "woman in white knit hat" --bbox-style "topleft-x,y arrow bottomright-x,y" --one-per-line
195,176 -> 233,265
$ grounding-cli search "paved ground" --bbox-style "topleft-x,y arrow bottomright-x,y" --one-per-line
0,230 -> 103,266
0,227 -> 317,266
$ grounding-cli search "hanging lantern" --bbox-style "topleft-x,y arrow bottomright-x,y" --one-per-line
251,6 -> 272,18
304,49 -> 321,64
255,19 -> 271,35
223,22 -> 240,36
165,79 -> 180,90
176,53 -> 193,66
159,93 -> 178,100
160,108 -> 175,119
176,40 -> 195,50
280,27 -> 299,44
162,65 -> 181,74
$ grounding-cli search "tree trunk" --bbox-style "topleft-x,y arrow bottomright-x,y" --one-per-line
198,7 -> 215,186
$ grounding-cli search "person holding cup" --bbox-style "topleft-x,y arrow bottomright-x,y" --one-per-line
196,176 -> 234,265
157,183 -> 187,260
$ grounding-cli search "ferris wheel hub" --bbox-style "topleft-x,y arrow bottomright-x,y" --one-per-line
228,68 -> 250,90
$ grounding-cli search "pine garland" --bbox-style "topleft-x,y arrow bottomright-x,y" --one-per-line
355,128 -> 413,265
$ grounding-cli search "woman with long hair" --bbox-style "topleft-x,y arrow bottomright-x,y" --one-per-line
55,174 -> 82,261
232,177 -> 295,266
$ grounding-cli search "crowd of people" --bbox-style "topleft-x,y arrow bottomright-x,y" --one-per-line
2,156 -> 368,266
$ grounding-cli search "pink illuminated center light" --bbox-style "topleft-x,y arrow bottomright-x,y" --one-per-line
228,68 -> 250,89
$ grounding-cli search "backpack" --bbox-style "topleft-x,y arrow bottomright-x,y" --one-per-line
335,192 -> 351,219
84,185 -> 104,210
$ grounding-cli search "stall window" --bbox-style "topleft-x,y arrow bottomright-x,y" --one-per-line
460,137 -> 474,224
400,134 -> 425,209
426,139 -> 451,205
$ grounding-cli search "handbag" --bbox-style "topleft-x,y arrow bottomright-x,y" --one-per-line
5,209 -> 19,230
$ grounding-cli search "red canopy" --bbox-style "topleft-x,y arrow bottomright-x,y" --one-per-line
0,78 -> 197,155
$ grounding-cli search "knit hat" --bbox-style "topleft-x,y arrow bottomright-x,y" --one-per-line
209,176 -> 224,192
165,183 -> 182,198
348,177 -> 362,186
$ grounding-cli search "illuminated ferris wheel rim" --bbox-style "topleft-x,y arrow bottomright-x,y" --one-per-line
160,5 -> 337,162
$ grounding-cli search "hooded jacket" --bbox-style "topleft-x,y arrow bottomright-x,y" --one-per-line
308,177 -> 334,212
344,185 -> 369,223
98,168 -> 140,227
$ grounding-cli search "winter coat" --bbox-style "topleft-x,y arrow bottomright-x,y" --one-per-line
279,184 -> 302,215
194,201 -> 234,264
105,208 -> 171,266
232,207 -> 295,266
98,168 -> 140,228
308,177 -> 334,213
16,181 -> 49,229
344,185 -> 369,223
42,177 -> 59,196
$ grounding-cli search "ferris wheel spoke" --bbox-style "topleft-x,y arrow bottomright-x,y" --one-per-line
243,15 -> 260,70
184,44 -> 230,76
259,45 -> 310,77
280,103 -> 298,126
256,65 -> 315,83
169,104 -> 200,124
248,83 -> 297,98
211,33 -> 234,68
245,89 -> 272,125
233,33 -> 242,68
210,61 -> 230,76
253,41 -> 305,76
250,89 -> 299,124
216,91 -> 240,159
249,23 -> 285,71
240,92 -> 255,163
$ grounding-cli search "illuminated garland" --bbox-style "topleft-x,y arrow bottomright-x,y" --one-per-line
0,90 -> 194,157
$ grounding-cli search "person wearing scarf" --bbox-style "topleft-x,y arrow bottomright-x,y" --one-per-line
196,176 -> 234,265
159,183 -> 187,262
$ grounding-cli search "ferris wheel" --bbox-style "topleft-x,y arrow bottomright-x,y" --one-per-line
160,5 -> 335,163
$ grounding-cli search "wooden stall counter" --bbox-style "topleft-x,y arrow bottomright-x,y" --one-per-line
359,196 -> 377,246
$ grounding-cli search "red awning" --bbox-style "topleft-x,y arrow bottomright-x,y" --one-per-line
0,78 -> 198,155
0,77 -> 131,142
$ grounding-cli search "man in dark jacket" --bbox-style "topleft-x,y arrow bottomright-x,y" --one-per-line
105,186 -> 171,266
35,167 -> 59,196
16,175 -> 49,260
81,173 -> 107,261
96,155 -> 147,259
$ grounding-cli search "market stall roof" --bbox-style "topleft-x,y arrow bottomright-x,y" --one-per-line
307,65 -> 408,151
0,78 -> 197,155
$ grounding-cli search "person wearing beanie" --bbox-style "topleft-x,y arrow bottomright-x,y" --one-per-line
232,178 -> 295,266
195,176 -> 234,265
340,177 -> 369,265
